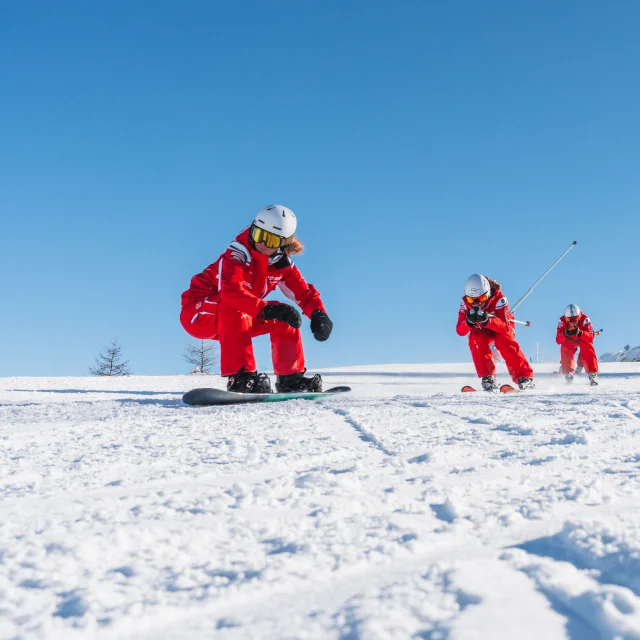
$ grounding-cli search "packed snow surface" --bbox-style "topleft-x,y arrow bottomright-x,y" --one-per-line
2,363 -> 640,639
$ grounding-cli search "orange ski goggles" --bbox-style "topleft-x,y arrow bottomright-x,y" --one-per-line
250,225 -> 292,249
465,293 -> 490,305
565,315 -> 581,324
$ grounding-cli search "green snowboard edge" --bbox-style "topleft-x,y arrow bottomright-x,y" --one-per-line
182,386 -> 351,406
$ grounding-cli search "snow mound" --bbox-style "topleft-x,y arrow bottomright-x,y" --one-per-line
601,346 -> 640,362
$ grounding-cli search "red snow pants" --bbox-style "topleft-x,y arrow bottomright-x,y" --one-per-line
560,340 -> 598,374
468,330 -> 533,382
180,299 -> 305,377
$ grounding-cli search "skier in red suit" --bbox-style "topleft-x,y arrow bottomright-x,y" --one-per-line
181,205 -> 333,394
456,274 -> 534,391
556,304 -> 599,386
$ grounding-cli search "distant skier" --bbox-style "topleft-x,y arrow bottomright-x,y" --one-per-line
556,304 -> 598,386
180,205 -> 333,393
565,329 -> 601,375
457,274 -> 534,391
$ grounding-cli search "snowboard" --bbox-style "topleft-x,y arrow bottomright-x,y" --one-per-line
183,386 -> 351,406
461,384 -> 517,394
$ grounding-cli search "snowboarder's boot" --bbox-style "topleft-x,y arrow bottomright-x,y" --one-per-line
588,372 -> 599,386
481,375 -> 498,392
517,377 -> 535,390
276,371 -> 323,393
227,369 -> 272,394
565,373 -> 574,384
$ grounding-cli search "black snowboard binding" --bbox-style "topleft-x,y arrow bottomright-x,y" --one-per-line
227,369 -> 272,394
517,377 -> 535,390
276,372 -> 323,393
481,375 -> 498,392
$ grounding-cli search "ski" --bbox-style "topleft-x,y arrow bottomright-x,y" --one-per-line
183,385 -> 351,406
499,384 -> 518,394
460,384 -> 517,394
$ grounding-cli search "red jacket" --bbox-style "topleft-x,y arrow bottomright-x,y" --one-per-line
456,289 -> 516,338
556,314 -> 594,345
181,228 -> 326,319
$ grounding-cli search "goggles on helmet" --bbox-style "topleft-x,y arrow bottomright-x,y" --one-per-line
465,293 -> 490,305
250,224 -> 291,249
566,315 -> 581,324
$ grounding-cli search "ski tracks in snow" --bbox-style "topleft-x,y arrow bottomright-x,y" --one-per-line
2,367 -> 640,638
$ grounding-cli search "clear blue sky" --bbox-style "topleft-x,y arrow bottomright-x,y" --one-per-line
1,1 -> 638,376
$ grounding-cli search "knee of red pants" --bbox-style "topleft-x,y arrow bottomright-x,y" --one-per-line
578,343 -> 599,373
216,304 -> 259,376
266,318 -> 302,340
561,343 -> 578,361
492,335 -> 533,380
180,303 -> 219,340
560,343 -> 577,373
469,334 -> 496,377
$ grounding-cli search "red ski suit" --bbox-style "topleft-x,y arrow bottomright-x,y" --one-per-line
456,290 -> 533,382
180,229 -> 326,377
556,314 -> 598,374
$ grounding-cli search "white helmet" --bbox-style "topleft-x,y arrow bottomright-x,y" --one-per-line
564,303 -> 581,320
253,205 -> 297,238
464,274 -> 490,299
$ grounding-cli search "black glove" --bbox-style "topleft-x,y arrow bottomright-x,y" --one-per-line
564,326 -> 581,339
261,303 -> 302,329
475,308 -> 489,325
310,309 -> 333,341
466,307 -> 489,327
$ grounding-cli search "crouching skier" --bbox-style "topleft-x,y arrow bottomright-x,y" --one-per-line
180,205 -> 333,393
457,274 -> 534,391
556,304 -> 598,386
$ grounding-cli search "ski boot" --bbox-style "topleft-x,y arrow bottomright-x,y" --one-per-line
565,373 -> 574,384
588,372 -> 599,386
481,375 -> 499,392
517,377 -> 535,390
227,369 -> 272,394
275,371 -> 323,393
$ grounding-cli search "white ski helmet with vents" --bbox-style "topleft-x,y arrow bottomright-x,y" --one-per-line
564,304 -> 581,320
464,274 -> 490,299
253,205 -> 297,238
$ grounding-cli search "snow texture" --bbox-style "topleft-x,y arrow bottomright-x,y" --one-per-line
601,347 -> 640,363
2,362 -> 640,639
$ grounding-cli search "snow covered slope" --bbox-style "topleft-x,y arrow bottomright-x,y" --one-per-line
2,363 -> 640,639
601,346 -> 640,362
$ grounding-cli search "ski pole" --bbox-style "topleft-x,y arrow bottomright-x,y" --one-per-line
511,240 -> 577,312
486,313 -> 531,327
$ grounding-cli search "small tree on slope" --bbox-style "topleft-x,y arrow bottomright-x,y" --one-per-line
90,339 -> 131,376
183,340 -> 219,375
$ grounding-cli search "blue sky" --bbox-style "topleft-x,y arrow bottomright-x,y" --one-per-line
1,1 -> 638,376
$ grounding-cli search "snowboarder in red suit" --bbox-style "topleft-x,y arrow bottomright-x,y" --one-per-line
180,205 -> 333,394
457,274 -> 534,391
556,304 -> 599,386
